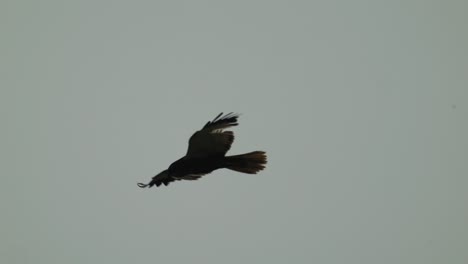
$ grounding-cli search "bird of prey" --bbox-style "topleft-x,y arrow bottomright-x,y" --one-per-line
137,112 -> 267,188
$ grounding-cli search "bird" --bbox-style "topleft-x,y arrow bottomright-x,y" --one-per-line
137,112 -> 267,188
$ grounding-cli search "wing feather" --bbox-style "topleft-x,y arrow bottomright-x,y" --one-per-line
202,112 -> 239,131
186,113 -> 239,157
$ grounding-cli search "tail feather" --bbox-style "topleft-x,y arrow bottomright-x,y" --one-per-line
225,151 -> 267,174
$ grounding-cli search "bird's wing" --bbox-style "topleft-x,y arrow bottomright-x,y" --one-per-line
186,112 -> 239,158
155,173 -> 206,187
137,170 -> 206,188
173,173 -> 206,181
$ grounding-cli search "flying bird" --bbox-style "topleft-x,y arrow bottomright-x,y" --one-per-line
137,113 -> 267,188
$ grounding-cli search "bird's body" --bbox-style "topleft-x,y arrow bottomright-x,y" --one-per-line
138,113 -> 267,188
168,156 -> 225,177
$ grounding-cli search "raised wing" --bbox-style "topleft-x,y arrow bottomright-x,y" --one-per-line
186,112 -> 239,158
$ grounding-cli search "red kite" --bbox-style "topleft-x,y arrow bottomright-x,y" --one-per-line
137,113 -> 267,188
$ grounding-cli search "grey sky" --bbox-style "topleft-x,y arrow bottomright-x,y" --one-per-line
1,0 -> 467,263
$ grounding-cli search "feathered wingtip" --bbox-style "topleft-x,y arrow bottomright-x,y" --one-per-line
203,112 -> 240,131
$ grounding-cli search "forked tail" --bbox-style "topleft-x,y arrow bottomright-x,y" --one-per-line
224,151 -> 267,174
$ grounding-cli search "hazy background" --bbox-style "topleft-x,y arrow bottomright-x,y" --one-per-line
1,0 -> 467,263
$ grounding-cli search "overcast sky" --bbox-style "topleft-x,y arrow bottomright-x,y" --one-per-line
1,1 -> 467,263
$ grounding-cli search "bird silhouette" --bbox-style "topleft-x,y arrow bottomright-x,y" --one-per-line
137,113 -> 267,188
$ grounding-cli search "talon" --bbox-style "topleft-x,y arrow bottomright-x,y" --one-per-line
137,183 -> 149,188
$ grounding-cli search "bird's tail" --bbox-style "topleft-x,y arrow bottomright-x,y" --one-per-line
224,151 -> 267,174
